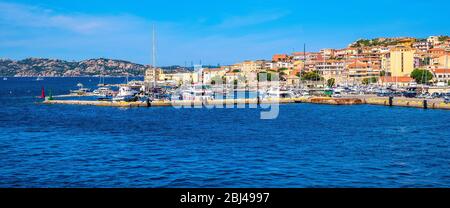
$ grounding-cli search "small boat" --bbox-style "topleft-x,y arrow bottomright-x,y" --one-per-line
112,86 -> 138,102
2,77 -> 7,81
36,77 -> 44,81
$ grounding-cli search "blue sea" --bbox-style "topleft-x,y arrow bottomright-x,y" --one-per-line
0,77 -> 449,187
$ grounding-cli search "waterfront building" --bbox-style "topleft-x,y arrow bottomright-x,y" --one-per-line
237,60 -> 266,74
432,68 -> 450,84
315,60 -> 346,84
347,61 -> 381,84
381,53 -> 391,74
379,76 -> 414,87
388,46 -> 415,77
437,54 -> 450,68
165,72 -> 199,85
202,68 -> 227,84
223,72 -> 240,83
144,67 -> 163,85
286,74 -> 300,86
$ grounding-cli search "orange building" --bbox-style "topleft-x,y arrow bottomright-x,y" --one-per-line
272,54 -> 290,62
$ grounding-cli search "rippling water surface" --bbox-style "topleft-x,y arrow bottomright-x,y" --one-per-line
0,77 -> 449,187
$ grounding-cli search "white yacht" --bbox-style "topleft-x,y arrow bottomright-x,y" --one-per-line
113,86 -> 138,102
262,88 -> 296,99
93,87 -> 113,97
181,85 -> 214,101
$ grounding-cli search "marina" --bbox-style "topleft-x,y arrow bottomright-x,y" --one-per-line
39,78 -> 450,110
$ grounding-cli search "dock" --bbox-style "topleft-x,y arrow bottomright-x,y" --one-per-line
41,96 -> 450,110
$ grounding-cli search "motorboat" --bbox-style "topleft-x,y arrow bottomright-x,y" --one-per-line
113,86 -> 138,102
93,87 -> 113,97
181,85 -> 214,101
262,88 -> 296,99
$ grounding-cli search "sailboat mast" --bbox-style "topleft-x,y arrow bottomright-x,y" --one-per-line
152,25 -> 156,88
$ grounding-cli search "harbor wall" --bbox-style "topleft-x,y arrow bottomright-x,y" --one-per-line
41,96 -> 450,110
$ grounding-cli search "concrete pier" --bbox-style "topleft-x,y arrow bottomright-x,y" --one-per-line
41,96 -> 450,110
41,97 -> 362,107
362,96 -> 450,110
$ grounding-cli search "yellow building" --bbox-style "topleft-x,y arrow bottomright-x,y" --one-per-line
438,54 -> 450,68
202,68 -> 227,84
235,60 -> 265,74
168,72 -> 199,85
389,46 -> 415,77
144,67 -> 163,83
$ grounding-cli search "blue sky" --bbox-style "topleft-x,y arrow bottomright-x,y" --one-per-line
0,0 -> 449,66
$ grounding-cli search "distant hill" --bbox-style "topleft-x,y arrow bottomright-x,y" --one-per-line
0,58 -> 147,77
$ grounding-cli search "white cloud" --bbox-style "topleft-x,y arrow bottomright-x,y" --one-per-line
0,2 -> 146,34
214,11 -> 290,29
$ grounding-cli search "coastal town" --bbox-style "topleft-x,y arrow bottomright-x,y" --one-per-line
147,36 -> 450,90
15,35 -> 450,109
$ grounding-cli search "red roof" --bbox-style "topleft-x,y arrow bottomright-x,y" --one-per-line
433,68 -> 450,74
292,52 -> 310,56
347,62 -> 369,68
272,54 -> 288,61
380,76 -> 413,83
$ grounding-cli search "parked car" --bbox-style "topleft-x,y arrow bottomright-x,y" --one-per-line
403,91 -> 417,98
445,96 -> 450,104
377,92 -> 391,97
431,92 -> 443,98
392,91 -> 403,97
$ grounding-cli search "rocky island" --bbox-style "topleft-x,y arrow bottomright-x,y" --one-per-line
0,58 -> 147,77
